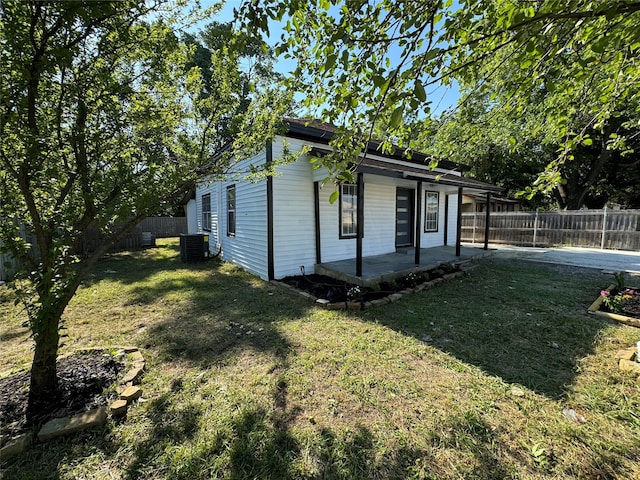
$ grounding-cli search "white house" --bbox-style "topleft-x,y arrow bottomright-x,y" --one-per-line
193,119 -> 501,281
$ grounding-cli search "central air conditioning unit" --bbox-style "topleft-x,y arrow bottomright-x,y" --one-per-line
179,234 -> 208,262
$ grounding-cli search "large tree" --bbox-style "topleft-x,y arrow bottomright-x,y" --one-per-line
422,44 -> 640,209
0,1 -> 286,421
239,0 -> 640,198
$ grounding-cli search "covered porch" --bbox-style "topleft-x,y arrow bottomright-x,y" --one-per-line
311,155 -> 502,283
316,244 -> 491,286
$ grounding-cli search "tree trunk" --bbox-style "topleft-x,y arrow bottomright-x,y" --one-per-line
26,308 -> 61,424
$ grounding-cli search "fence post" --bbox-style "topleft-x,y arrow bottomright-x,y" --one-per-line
472,212 -> 477,244
600,206 -> 607,250
533,209 -> 539,247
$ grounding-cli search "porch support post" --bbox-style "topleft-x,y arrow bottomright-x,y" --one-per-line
356,172 -> 364,277
314,181 -> 321,264
414,181 -> 422,265
484,192 -> 491,250
456,187 -> 463,256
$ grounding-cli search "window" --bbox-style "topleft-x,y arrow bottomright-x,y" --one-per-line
339,184 -> 358,238
202,193 -> 211,231
424,191 -> 439,232
226,185 -> 236,236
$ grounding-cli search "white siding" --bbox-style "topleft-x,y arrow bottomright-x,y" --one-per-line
195,181 -> 220,243
222,152 -> 268,279
194,133 -> 468,279
446,193 -> 459,246
185,199 -> 198,234
195,152 -> 269,280
318,175 -> 399,263
271,137 -> 317,278
419,187 -> 446,248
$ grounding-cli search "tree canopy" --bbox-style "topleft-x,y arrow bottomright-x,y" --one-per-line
239,0 -> 640,206
0,0 -> 287,419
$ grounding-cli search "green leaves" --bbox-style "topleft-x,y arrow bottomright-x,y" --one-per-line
1,0 -> 286,410
413,80 -> 426,102
390,105 -> 404,129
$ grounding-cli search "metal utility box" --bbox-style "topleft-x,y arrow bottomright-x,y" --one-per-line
179,234 -> 208,262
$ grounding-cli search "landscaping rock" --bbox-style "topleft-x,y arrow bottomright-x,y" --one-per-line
122,346 -> 139,353
443,273 -> 456,280
0,433 -> 32,459
619,359 -> 640,375
130,350 -> 144,364
510,386 -> 525,397
615,348 -> 637,361
388,293 -> 403,302
347,302 -> 362,311
298,291 -> 317,300
326,302 -> 345,310
109,399 -> 128,416
121,366 -> 143,384
370,297 -> 390,306
120,386 -> 142,402
38,407 -> 108,442
431,277 -> 444,284
316,298 -> 330,305
562,408 -> 587,423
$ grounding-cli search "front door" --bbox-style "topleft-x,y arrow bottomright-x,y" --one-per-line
396,187 -> 414,247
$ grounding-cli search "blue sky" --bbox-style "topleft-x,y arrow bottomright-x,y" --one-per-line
199,0 -> 460,116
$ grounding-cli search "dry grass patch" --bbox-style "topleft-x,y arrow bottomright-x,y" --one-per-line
1,239 -> 639,479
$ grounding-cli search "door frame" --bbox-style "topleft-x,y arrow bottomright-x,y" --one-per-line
395,187 -> 415,247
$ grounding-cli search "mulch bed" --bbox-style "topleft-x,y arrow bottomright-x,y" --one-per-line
0,351 -> 123,442
280,264 -> 459,303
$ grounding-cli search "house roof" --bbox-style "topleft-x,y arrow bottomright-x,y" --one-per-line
309,146 -> 502,194
358,157 -> 502,193
283,117 -> 470,174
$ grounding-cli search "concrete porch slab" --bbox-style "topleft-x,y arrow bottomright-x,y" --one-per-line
316,245 -> 490,286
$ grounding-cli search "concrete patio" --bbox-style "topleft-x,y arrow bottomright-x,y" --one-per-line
315,245 -> 491,286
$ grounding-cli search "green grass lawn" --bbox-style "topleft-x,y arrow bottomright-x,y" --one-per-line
1,239 -> 639,479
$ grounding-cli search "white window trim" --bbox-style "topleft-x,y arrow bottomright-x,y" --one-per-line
424,191 -> 439,232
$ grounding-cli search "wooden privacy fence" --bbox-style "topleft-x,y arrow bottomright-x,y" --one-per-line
137,216 -> 187,238
0,217 -> 187,281
461,208 -> 640,251
78,217 -> 188,254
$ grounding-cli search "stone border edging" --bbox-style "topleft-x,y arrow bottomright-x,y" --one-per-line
614,346 -> 640,385
0,346 -> 146,461
271,268 -> 467,311
588,284 -> 640,328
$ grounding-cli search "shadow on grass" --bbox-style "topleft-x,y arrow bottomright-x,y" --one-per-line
364,258 -> 611,400
121,369 -> 505,480
87,239 -> 307,367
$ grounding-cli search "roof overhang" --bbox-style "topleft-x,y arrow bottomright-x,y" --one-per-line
309,147 -> 502,195
285,118 -> 470,173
